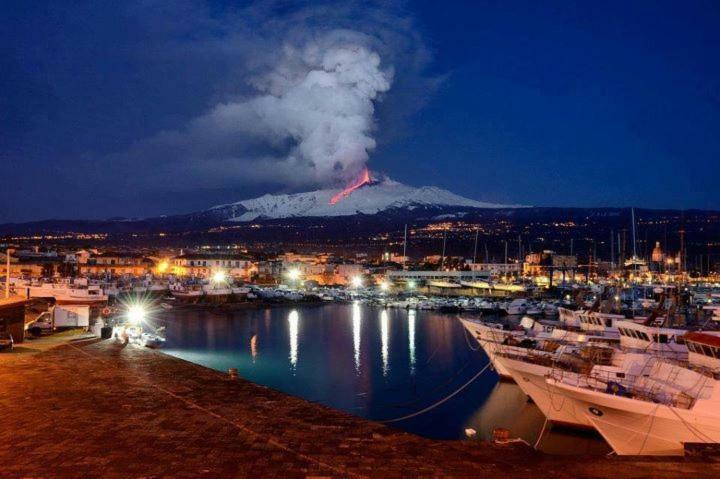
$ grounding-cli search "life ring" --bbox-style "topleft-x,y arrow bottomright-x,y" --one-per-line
102,307 -> 113,317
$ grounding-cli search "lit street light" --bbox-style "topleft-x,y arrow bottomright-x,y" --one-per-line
286,268 -> 301,282
212,270 -> 227,284
126,305 -> 147,326
351,276 -> 363,289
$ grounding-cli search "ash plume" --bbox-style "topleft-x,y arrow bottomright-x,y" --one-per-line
91,1 -> 437,193
197,31 -> 393,186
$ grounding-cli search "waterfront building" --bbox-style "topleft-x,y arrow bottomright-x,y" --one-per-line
81,252 -> 155,276
171,253 -> 255,280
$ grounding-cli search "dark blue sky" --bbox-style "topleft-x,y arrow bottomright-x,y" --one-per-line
2,0 -> 719,222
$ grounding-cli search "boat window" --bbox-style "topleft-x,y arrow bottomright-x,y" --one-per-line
701,345 -> 714,357
687,342 -> 697,353
653,334 -> 668,344
675,336 -> 685,345
629,329 -> 639,339
640,332 -> 650,341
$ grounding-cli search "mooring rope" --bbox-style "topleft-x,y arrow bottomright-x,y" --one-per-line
382,362 -> 492,423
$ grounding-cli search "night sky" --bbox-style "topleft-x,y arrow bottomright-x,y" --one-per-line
2,0 -> 719,223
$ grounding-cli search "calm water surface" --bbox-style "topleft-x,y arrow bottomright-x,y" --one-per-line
159,303 -> 608,453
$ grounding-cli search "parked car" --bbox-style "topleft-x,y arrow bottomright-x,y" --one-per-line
0,332 -> 13,352
26,311 -> 54,337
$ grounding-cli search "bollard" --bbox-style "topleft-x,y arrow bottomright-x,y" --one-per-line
228,368 -> 239,379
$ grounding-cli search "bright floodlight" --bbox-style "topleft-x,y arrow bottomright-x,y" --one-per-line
380,281 -> 390,291
286,268 -> 301,281
127,305 -> 147,325
212,270 -> 227,283
351,276 -> 363,288
407,280 -> 416,290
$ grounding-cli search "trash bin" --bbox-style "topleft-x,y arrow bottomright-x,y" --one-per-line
100,326 -> 113,339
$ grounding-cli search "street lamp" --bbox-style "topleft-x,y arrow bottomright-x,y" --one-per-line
286,268 -> 301,282
212,270 -> 227,284
379,280 -> 390,292
126,305 -> 147,326
407,280 -> 416,290
351,276 -> 363,289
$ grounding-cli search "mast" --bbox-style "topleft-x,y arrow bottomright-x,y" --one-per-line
517,234 -> 522,265
402,224 -> 408,270
472,227 -> 479,264
631,208 -> 638,261
4,248 -> 10,299
440,229 -> 447,270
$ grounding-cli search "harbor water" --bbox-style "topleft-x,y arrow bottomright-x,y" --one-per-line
159,303 -> 609,454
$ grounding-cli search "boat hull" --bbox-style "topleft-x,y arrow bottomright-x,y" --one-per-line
547,380 -> 720,455
459,320 -> 515,378
500,356 -> 592,429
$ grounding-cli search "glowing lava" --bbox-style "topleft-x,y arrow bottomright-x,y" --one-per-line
329,168 -> 371,205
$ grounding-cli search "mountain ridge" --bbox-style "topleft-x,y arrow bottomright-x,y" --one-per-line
210,180 -> 523,221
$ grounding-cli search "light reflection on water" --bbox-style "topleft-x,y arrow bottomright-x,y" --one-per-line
159,303 -> 608,453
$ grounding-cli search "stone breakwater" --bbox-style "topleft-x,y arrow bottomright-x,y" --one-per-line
0,338 -> 718,478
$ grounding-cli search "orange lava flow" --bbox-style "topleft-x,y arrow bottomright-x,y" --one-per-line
330,168 -> 371,205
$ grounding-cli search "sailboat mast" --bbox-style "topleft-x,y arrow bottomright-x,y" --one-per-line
473,228 -> 479,264
631,207 -> 638,261
402,224 -> 408,270
440,229 -> 447,270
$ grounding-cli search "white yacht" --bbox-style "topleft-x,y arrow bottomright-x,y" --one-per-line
546,342 -> 720,456
24,281 -> 108,305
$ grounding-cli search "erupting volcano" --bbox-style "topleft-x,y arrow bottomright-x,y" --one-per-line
329,169 -> 372,205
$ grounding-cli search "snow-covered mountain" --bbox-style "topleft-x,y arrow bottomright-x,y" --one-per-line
210,180 -> 520,221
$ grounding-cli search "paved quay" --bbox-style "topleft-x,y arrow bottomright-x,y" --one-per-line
1,337 -> 719,478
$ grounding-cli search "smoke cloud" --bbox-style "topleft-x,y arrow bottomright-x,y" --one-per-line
91,1 -> 435,193
192,31 -> 392,185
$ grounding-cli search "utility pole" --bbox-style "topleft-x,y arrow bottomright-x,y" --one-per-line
610,230 -> 615,268
484,243 -> 489,264
504,240 -> 508,267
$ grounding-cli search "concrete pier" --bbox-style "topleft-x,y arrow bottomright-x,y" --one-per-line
1,337 -> 718,478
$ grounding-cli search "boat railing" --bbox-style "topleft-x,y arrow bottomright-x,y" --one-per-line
549,365 -> 714,410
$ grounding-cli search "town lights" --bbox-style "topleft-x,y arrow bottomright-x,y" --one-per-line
156,260 -> 169,274
379,280 -> 390,291
407,280 -> 416,290
212,270 -> 227,284
126,305 -> 147,326
351,276 -> 364,289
